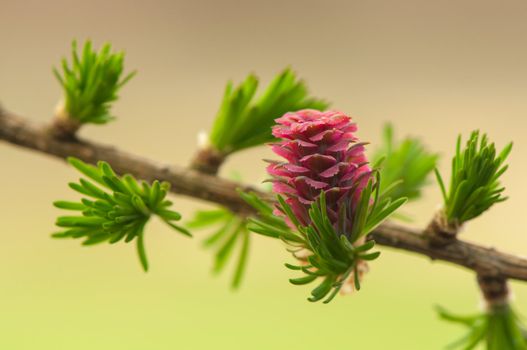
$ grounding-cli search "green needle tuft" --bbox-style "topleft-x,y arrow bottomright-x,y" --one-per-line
373,124 -> 439,202
435,131 -> 512,225
208,68 -> 328,154
53,157 -> 191,271
53,40 -> 136,126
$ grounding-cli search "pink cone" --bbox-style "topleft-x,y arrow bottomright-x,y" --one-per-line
268,110 -> 372,232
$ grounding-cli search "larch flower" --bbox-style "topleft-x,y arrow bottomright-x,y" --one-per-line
267,109 -> 372,232
244,109 -> 405,302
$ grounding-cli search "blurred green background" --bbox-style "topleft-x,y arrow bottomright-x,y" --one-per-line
1,0 -> 527,349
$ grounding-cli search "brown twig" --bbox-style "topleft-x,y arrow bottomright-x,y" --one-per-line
190,146 -> 225,175
1,109 -> 527,282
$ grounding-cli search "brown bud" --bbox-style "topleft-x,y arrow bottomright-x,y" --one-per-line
190,147 -> 225,175
477,274 -> 510,309
424,210 -> 461,246
48,102 -> 81,140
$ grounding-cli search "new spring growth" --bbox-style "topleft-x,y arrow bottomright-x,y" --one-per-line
373,124 -> 439,203
187,208 -> 250,289
429,131 -> 512,243
53,158 -> 191,271
437,304 -> 526,349
246,110 -> 406,302
192,69 -> 329,174
209,69 -> 328,154
52,40 -> 136,136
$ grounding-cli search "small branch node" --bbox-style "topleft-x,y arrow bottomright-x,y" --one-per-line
424,209 -> 461,247
48,103 -> 81,140
190,146 -> 225,175
477,274 -> 510,309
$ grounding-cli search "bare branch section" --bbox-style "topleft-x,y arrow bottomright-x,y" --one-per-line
0,109 -> 267,213
374,222 -> 527,281
1,109 -> 527,282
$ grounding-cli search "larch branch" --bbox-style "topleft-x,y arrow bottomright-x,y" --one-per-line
1,109 -> 527,282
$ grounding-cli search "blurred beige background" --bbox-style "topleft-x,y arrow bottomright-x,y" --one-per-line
1,0 -> 526,349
